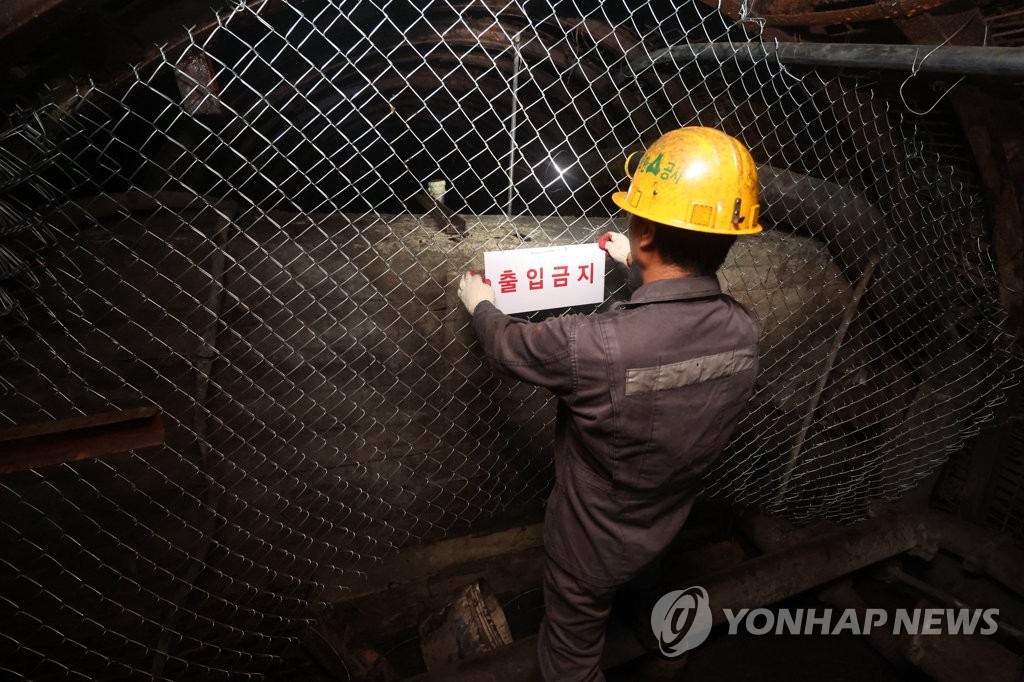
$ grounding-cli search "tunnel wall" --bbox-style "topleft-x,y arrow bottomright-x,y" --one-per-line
0,0 -> 1018,678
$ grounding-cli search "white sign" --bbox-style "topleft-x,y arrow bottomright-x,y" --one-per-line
484,243 -> 605,314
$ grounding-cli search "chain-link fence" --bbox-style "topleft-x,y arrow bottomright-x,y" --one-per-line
0,0 -> 1019,678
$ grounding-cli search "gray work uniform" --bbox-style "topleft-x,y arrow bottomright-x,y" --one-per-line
471,275 -> 760,682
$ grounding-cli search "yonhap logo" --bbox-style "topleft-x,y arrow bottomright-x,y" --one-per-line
650,586 -> 713,657
650,587 -> 1000,659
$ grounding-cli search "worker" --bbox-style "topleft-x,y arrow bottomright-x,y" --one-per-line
457,127 -> 762,681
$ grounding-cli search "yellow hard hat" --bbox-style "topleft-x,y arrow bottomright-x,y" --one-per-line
611,127 -> 762,235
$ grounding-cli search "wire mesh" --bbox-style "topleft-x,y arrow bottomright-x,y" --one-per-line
0,0 -> 1019,678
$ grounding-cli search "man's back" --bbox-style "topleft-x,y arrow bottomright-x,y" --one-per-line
573,275 -> 759,492
530,275 -> 759,586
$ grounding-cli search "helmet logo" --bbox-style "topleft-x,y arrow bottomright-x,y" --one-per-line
643,153 -> 664,175
731,197 -> 745,225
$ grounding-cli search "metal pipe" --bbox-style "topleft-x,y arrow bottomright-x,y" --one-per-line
637,43 -> 1024,77
878,564 -> 1024,647
506,31 -> 523,223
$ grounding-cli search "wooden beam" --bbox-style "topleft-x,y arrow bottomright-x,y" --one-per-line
321,524 -> 543,603
0,406 -> 164,474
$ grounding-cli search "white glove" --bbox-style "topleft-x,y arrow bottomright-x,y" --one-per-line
458,271 -> 495,314
598,231 -> 631,266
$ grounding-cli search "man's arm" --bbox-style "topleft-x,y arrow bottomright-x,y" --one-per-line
458,273 -> 576,395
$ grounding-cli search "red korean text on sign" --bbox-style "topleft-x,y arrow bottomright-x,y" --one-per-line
527,267 -> 544,290
577,263 -> 594,283
552,265 -> 569,288
499,269 -> 518,294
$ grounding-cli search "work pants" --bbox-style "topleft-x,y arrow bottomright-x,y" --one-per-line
537,554 -> 620,682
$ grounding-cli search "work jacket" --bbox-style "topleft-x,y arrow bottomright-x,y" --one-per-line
472,274 -> 760,587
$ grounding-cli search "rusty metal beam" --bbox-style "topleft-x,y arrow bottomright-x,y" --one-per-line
746,507 -> 1024,601
640,42 -> 1024,77
0,406 -> 165,473
697,0 -> 955,28
697,511 -> 922,626
895,8 -> 990,47
759,0 -> 956,27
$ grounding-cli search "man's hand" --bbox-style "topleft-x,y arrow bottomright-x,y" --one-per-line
598,231 -> 631,267
458,271 -> 495,314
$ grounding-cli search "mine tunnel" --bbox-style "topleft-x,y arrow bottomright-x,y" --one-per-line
0,0 -> 1023,680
